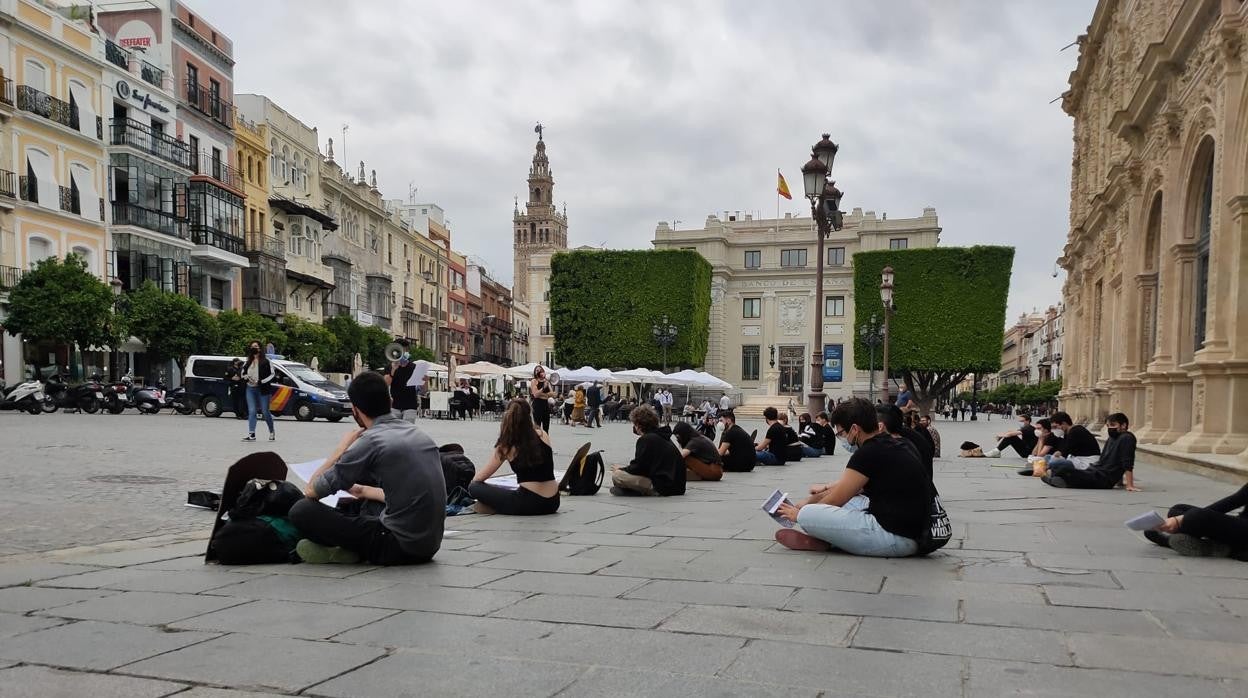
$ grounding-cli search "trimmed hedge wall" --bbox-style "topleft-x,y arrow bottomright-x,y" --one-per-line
853,246 -> 1013,374
550,249 -> 711,369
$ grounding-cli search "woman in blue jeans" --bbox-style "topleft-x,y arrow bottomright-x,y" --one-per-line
241,340 -> 275,442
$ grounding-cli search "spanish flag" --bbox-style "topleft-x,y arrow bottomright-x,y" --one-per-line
777,170 -> 792,200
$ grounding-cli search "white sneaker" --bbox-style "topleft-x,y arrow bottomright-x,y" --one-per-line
985,448 -> 1001,458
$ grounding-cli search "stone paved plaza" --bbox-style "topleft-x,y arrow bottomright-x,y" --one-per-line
0,411 -> 1246,696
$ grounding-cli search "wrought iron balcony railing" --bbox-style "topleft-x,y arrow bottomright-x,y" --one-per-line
110,118 -> 191,169
113,202 -> 187,238
190,224 -> 245,255
244,230 -> 285,258
184,78 -> 233,129
189,151 -> 242,190
0,170 -> 15,199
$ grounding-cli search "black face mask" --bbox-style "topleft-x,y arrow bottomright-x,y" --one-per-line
248,347 -> 259,355
1106,427 -> 1120,439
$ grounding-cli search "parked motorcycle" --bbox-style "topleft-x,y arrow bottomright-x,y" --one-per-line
114,373 -> 166,414
166,385 -> 196,415
42,371 -> 105,414
0,378 -> 46,415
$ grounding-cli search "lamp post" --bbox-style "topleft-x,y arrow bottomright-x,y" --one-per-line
879,265 -> 895,404
801,133 -> 844,417
858,314 -> 884,402
652,314 -> 678,372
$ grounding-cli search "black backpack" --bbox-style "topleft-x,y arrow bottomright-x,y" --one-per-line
559,442 -> 604,496
914,485 -> 953,556
439,444 -> 476,496
230,479 -> 303,519
210,515 -> 300,564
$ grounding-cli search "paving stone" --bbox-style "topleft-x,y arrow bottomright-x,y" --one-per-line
1025,552 -> 1183,574
64,541 -> 207,567
218,562 -> 376,578
1218,596 -> 1248,617
0,586 -> 114,614
558,666 -> 816,697
344,583 -> 529,615
729,566 -> 882,593
880,577 -> 1049,603
1150,610 -> 1248,643
957,561 -> 1121,588
174,689 -> 287,698
550,532 -> 669,548
465,539 -> 592,557
0,620 -> 216,670
595,558 -> 747,582
348,563 -> 516,588
658,604 -> 856,646
0,612 -> 64,639
784,587 -> 959,622
476,552 -> 616,574
426,549 -> 506,566
204,574 -> 394,603
623,579 -> 795,609
332,610 -> 557,652
962,598 -> 1164,636
37,568 -> 240,594
852,616 -> 1070,664
523,624 -> 745,675
1114,570 -> 1248,597
0,664 -> 187,698
491,593 -> 683,628
1044,586 -> 1227,613
481,571 -> 649,598
1070,632 -> 1248,680
574,546 -> 705,566
967,658 -> 1248,697
124,634 -> 385,693
634,525 -> 744,539
0,562 -> 101,588
170,600 -> 397,640
306,649 -> 584,697
37,591 -> 244,625
721,640 -> 964,695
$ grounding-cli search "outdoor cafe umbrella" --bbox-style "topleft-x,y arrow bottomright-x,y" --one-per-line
456,361 -> 508,377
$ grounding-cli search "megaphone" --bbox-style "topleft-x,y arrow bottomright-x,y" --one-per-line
548,371 -> 561,385
384,342 -> 405,362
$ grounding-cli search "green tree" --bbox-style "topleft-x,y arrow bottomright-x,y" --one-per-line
122,282 -> 218,370
854,246 -> 1013,412
322,314 -> 365,372
549,249 -> 711,369
280,315 -> 339,365
361,324 -> 394,369
407,344 -> 435,362
3,255 -> 121,364
214,310 -> 286,356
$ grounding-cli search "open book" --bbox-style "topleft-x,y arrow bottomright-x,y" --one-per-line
762,489 -> 796,528
1124,510 -> 1166,532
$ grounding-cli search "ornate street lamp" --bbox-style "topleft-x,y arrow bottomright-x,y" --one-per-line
879,265 -> 895,404
802,133 -> 844,417
859,314 -> 884,403
652,314 -> 678,373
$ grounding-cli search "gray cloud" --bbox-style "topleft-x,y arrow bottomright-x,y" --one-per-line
207,0 -> 1094,325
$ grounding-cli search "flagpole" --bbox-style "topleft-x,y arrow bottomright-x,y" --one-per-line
776,169 -> 780,227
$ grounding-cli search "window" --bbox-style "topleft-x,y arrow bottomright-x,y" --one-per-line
208,78 -> 221,116
23,59 -> 47,91
210,147 -> 223,180
743,297 -> 761,318
744,250 -> 761,269
70,163 -> 98,217
188,135 -> 200,169
741,345 -> 760,381
186,63 -> 198,91
889,238 -> 908,250
27,236 -> 54,265
825,295 -> 845,317
827,246 -> 845,266
209,277 -> 226,310
71,245 -> 94,274
780,248 -> 808,267
25,148 -> 57,207
1194,143 -> 1214,350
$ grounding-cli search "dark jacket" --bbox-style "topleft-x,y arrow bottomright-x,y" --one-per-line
625,429 -> 686,496
241,355 -> 275,395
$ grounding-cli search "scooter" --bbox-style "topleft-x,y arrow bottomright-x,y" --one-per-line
116,373 -> 166,414
42,371 -> 104,414
0,378 -> 46,414
166,385 -> 196,415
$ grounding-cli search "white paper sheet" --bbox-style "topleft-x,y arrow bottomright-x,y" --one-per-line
288,458 -> 354,507
1124,510 -> 1166,531
486,470 -> 565,491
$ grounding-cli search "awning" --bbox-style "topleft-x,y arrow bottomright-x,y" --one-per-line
270,194 -> 338,230
70,164 -> 99,219
285,267 -> 335,290
25,149 -> 59,209
68,81 -> 97,140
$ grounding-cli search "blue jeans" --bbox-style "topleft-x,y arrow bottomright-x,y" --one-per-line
246,386 -> 274,434
796,495 -> 919,557
800,444 -> 823,458
756,450 -> 781,465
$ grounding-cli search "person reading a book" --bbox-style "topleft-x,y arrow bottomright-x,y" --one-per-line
673,421 -> 723,481
1043,412 -> 1137,490
1144,482 -> 1248,559
774,397 -> 931,557
468,399 -> 560,516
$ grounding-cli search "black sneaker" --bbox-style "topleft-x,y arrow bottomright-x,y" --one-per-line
1017,467 -> 1035,477
1168,534 -> 1231,558
1041,474 -> 1067,488
1143,530 -> 1171,548
609,486 -> 641,497
241,433 -> 256,442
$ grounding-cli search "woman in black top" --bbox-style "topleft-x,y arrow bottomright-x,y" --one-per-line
673,421 -> 722,481
469,400 -> 559,515
528,366 -> 555,432
241,340 -> 275,442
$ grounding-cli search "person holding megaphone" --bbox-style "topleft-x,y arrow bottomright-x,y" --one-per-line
383,342 -> 421,423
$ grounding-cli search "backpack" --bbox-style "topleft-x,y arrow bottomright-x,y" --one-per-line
914,491 -> 952,556
230,479 -> 303,519
559,442 -> 604,495
438,444 -> 476,496
209,515 -> 300,564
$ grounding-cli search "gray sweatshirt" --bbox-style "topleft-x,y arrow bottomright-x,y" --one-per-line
313,415 -> 446,558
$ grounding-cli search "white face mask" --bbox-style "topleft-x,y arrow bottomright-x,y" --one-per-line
1052,428 -> 1065,438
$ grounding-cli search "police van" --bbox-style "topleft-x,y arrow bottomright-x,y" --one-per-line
183,355 -> 351,422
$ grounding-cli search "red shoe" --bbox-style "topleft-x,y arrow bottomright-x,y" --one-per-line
775,528 -> 832,552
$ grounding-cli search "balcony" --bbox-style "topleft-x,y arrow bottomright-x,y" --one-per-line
0,265 -> 22,291
190,224 -> 246,265
112,202 -> 187,238
190,151 -> 242,191
403,296 -> 414,311
17,85 -> 73,129
541,322 -> 553,336
110,118 -> 191,169
105,40 -> 129,70
0,170 -> 14,199
482,315 -> 513,333
184,78 -> 233,130
0,78 -> 12,108
140,61 -> 163,89
244,230 -> 284,258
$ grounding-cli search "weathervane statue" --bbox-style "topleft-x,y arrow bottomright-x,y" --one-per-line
534,122 -> 543,141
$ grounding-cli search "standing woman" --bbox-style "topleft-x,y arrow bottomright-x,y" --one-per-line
529,365 -> 554,432
469,400 -> 560,515
242,340 -> 275,442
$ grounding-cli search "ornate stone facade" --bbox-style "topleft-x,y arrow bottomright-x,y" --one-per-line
512,129 -> 567,305
1059,0 -> 1248,457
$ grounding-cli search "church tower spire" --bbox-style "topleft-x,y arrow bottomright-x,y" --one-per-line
513,124 -> 568,304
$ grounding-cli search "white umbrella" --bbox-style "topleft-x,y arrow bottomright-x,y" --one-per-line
607,368 -> 659,384
457,361 -> 508,377
695,371 -> 733,390
560,365 -> 604,383
505,362 -> 543,379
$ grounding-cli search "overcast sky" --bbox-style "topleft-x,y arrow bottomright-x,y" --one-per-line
207,0 -> 1095,326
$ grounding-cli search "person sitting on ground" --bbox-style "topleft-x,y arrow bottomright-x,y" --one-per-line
1042,412 -> 1138,490
877,403 -> 934,479
718,410 -> 756,472
816,411 -> 836,455
673,421 -> 723,481
777,412 -> 805,462
797,413 -> 825,459
919,414 -> 941,458
697,411 -> 718,440
1047,411 -> 1100,468
1016,418 -> 1061,476
290,371 -> 446,565
610,405 -> 685,496
775,397 -> 931,557
467,400 -> 559,515
1144,482 -> 1248,559
755,407 -> 789,465
985,414 -> 1038,458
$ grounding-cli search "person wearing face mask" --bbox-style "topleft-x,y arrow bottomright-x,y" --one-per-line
717,410 -> 756,473
1016,418 -> 1061,476
984,414 -> 1038,459
529,366 -> 554,432
1047,411 -> 1100,468
1043,412 -> 1138,490
241,340 -> 275,442
776,397 -> 932,557
876,403 -> 933,479
610,405 -> 685,496
290,371 -> 446,564
385,350 -> 420,423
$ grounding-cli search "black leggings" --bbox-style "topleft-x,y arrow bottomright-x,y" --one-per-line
469,481 -> 560,516
1047,461 -> 1113,489
531,399 -> 550,432
1170,484 -> 1248,552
